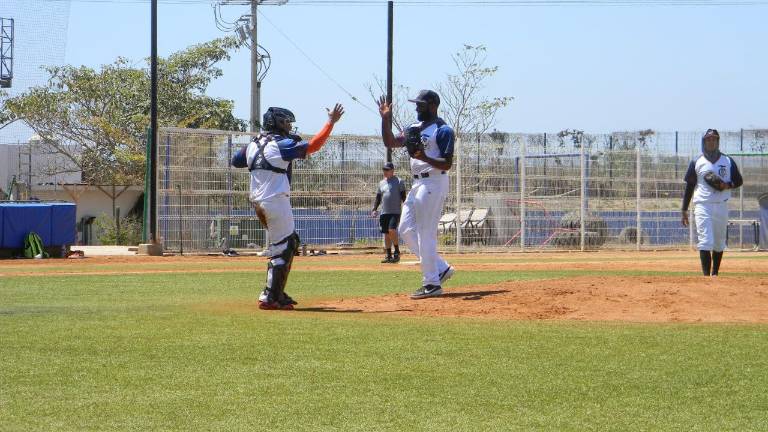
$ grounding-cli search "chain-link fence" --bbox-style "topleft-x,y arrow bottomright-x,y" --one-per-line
157,128 -> 768,253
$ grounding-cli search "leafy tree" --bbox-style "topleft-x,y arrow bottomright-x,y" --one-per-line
0,37 -> 246,186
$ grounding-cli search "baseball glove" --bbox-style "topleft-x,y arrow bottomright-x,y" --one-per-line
703,171 -> 727,191
405,126 -> 424,157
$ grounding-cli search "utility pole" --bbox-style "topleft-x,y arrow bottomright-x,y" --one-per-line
386,1 -> 393,163
250,1 -> 260,132
215,1 -> 284,132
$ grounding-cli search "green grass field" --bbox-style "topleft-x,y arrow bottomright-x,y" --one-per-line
2,258 -> 767,431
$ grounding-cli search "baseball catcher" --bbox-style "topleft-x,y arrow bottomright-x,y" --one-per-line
232,104 -> 344,310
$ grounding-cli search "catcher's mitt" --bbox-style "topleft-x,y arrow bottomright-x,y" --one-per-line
405,126 -> 424,157
703,171 -> 727,191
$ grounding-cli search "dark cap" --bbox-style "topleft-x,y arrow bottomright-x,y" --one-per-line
703,129 -> 720,139
408,90 -> 440,106
382,162 -> 395,170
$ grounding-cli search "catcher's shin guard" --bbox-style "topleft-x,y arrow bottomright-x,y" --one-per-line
260,232 -> 301,309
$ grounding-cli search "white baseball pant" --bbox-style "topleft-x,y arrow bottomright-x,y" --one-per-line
254,193 -> 295,254
398,174 -> 451,286
694,201 -> 729,252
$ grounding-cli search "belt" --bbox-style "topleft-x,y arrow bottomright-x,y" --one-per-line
413,171 -> 446,179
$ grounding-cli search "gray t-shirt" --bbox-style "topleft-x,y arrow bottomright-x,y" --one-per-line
377,176 -> 405,215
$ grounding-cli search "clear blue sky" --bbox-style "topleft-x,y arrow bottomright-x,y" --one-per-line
35,1 -> 768,135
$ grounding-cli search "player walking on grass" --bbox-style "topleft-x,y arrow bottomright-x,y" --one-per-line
232,104 -> 344,310
681,128 -> 743,276
371,161 -> 406,263
378,90 -> 456,299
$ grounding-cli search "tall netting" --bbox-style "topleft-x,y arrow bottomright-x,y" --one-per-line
158,128 -> 768,253
0,0 -> 71,143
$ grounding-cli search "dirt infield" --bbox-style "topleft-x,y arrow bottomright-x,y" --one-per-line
301,251 -> 768,323
310,275 -> 768,323
4,250 -> 767,323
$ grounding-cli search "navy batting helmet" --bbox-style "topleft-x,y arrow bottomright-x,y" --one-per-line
263,107 -> 296,133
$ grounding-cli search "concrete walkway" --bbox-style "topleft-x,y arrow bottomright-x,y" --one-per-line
71,246 -> 136,256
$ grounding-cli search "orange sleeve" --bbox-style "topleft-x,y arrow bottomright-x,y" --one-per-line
306,122 -> 334,155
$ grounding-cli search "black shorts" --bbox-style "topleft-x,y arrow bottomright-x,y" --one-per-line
379,213 -> 401,234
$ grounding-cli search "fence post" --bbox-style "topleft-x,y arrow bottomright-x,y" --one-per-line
520,136 -> 526,251
580,141 -> 586,251
739,128 -> 744,248
636,147 -> 642,251
674,131 -> 679,179
455,136 -> 462,252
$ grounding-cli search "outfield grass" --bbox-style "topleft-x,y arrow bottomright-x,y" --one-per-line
1,265 -> 767,431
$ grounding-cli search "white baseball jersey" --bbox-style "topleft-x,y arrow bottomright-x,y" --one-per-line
405,119 -> 455,176
685,153 -> 741,204
683,152 -> 744,251
233,134 -> 308,202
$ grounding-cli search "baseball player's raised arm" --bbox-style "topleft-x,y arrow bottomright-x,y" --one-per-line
378,96 -> 405,148
307,104 -> 345,155
306,122 -> 333,155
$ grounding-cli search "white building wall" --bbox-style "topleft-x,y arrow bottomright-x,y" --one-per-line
33,186 -> 144,245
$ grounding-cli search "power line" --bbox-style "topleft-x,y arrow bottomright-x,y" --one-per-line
256,9 -> 379,116
38,0 -> 768,5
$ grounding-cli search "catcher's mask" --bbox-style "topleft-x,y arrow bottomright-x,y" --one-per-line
263,107 -> 296,134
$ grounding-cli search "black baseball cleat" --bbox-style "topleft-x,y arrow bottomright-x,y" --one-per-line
410,284 -> 443,300
390,253 -> 400,263
281,292 -> 298,306
381,256 -> 393,263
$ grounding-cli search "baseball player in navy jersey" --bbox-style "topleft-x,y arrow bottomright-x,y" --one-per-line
232,104 -> 344,309
681,129 -> 744,276
378,90 -> 456,299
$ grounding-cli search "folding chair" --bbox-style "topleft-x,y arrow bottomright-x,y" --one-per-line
464,208 -> 490,245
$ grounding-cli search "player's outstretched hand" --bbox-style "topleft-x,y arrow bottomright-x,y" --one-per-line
327,103 -> 344,124
378,96 -> 391,119
681,211 -> 689,227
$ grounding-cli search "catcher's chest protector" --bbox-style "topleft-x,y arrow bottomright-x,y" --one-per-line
249,135 -> 288,174
693,154 -> 734,203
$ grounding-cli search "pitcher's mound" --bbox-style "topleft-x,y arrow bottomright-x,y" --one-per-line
309,275 -> 768,323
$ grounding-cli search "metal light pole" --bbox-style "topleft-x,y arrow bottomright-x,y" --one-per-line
150,0 -> 158,243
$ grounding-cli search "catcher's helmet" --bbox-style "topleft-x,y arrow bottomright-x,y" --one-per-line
263,107 -> 296,133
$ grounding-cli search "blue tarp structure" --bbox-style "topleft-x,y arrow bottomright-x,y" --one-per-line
0,202 -> 77,250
